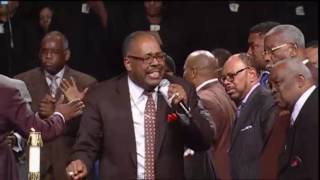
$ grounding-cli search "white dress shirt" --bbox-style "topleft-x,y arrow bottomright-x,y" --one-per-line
128,77 -> 157,179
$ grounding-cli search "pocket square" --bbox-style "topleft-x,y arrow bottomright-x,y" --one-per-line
240,125 -> 253,132
290,155 -> 302,167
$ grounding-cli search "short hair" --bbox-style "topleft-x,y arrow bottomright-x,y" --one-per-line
238,53 -> 260,73
306,40 -> 318,48
122,31 -> 157,57
165,55 -> 176,74
44,31 -> 69,50
273,57 -> 312,79
211,48 -> 232,67
249,21 -> 280,35
266,24 -> 305,48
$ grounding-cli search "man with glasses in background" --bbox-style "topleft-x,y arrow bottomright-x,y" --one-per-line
263,24 -> 318,84
66,31 -> 214,180
220,53 -> 277,179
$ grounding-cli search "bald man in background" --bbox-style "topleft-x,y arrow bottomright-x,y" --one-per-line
183,50 -> 236,179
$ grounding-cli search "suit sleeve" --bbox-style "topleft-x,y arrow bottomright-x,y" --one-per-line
70,98 -> 103,171
4,87 -> 65,141
180,85 -> 215,151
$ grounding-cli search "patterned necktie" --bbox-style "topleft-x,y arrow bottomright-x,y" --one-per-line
48,75 -> 58,98
144,91 -> 156,180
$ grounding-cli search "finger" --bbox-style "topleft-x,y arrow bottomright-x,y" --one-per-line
70,76 -> 76,86
64,78 -> 72,88
56,95 -> 65,105
60,81 -> 67,91
82,87 -> 89,97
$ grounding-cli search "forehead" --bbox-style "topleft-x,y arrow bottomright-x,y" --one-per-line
270,63 -> 286,80
129,35 -> 161,54
41,36 -> 63,49
223,56 -> 244,73
248,32 -> 264,42
264,33 -> 286,47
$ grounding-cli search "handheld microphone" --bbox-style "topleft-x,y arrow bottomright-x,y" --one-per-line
159,79 -> 192,119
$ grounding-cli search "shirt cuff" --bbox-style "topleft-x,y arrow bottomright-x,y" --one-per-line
53,112 -> 66,123
12,132 -> 23,152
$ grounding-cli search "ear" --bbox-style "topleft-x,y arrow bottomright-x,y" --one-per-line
64,49 -> 71,62
296,74 -> 306,88
248,68 -> 259,82
123,57 -> 132,71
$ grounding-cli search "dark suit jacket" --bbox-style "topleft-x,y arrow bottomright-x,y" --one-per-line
71,74 -> 214,179
185,80 -> 236,180
229,85 -> 277,179
0,74 -> 66,180
14,66 -> 97,180
278,88 -> 319,180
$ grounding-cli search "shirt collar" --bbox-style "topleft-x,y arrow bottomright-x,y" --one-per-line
196,78 -> 218,92
128,76 -> 158,102
241,82 -> 260,104
44,66 -> 65,79
291,85 -> 316,124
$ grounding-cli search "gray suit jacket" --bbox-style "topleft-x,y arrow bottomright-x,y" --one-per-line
229,85 -> 277,179
15,66 -> 97,180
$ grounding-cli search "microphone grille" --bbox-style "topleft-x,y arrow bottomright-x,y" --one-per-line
159,79 -> 170,87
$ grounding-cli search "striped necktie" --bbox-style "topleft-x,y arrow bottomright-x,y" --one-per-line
48,75 -> 58,98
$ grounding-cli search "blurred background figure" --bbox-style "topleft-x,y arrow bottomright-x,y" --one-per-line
305,40 -> 318,68
247,21 -> 280,87
211,48 -> 232,68
164,54 -> 176,76
39,6 -> 53,33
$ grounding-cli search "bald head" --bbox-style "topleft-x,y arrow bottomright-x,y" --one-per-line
183,50 -> 219,87
122,31 -> 160,57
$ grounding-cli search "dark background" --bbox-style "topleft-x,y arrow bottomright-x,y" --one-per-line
5,1 -> 320,79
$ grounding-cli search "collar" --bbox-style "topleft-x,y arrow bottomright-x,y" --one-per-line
291,85 -> 316,125
127,76 -> 158,102
44,66 -> 65,79
302,59 -> 309,64
196,78 -> 218,92
241,82 -> 260,104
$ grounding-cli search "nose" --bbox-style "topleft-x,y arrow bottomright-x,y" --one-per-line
247,47 -> 252,55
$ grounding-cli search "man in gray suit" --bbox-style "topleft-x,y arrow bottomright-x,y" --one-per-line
14,31 -> 97,180
220,53 -> 277,179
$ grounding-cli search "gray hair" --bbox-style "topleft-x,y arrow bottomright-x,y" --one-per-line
44,31 -> 69,50
273,57 -> 312,79
266,24 -> 305,48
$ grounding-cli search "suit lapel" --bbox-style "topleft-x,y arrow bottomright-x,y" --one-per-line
229,85 -> 262,150
116,75 -> 138,167
155,93 -> 169,160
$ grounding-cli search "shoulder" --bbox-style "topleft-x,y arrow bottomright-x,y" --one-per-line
14,68 -> 41,80
68,68 -> 97,84
0,75 -> 21,96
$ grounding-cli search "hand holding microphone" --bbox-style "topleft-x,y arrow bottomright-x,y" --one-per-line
159,79 -> 192,119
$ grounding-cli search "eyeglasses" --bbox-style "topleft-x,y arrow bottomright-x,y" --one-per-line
127,52 -> 166,64
219,67 -> 250,83
263,43 -> 292,56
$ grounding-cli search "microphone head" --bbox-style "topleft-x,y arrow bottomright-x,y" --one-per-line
159,79 -> 170,88
158,79 -> 171,106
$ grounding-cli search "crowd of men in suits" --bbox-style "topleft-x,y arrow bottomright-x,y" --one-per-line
0,1 -> 318,180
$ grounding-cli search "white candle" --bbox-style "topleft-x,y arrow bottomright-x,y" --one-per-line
29,146 -> 40,172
